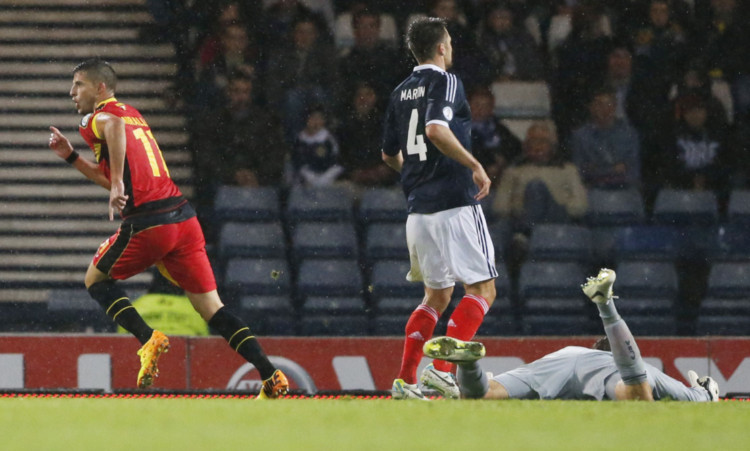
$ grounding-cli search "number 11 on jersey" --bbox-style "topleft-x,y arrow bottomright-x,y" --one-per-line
406,108 -> 427,161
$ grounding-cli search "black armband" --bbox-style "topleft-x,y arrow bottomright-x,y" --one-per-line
65,151 -> 80,164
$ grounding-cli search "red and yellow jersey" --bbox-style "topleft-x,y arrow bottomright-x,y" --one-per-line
79,97 -> 184,218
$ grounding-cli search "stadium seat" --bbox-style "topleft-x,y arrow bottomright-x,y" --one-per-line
623,315 -> 677,336
518,262 -> 586,300
0,301 -> 51,332
47,288 -> 116,332
710,225 -> 750,262
699,297 -> 750,317
292,222 -> 358,260
614,261 -> 679,300
376,297 -> 416,315
488,219 -> 511,258
300,314 -> 370,336
365,223 -> 408,261
213,186 -> 280,222
286,185 -> 354,223
727,190 -> 750,224
586,188 -> 646,227
357,187 -> 407,223
370,260 -> 423,300
528,224 -> 592,263
706,262 -> 750,298
522,314 -> 596,335
476,314 -> 519,336
224,258 -> 291,297
491,81 -> 551,118
371,314 -> 405,336
613,297 -> 673,317
239,295 -> 294,316
297,259 -> 363,298
696,315 -> 750,336
218,222 -> 286,260
522,297 -> 587,316
652,189 -> 719,226
613,225 -> 680,261
301,296 -> 366,315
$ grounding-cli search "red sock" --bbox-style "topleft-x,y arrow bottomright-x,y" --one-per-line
397,304 -> 439,384
433,294 -> 489,373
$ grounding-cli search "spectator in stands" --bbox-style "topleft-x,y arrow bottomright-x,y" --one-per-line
337,82 -> 397,197
658,94 -> 730,197
469,87 -> 523,188
553,2 -> 615,138
191,73 -> 286,210
493,120 -> 588,274
337,7 -> 406,110
568,87 -> 641,190
287,106 -> 344,186
265,16 -> 338,144
477,2 -> 547,82
192,23 -> 260,109
260,0 -> 331,49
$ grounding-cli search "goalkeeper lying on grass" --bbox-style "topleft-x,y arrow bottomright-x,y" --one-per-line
423,268 -> 719,401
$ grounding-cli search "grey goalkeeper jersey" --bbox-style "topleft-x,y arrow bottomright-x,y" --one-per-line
494,346 -> 710,401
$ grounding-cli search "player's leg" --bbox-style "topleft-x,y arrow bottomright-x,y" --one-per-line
86,227 -> 171,389
166,217 -> 288,399
393,286 -> 452,400
582,268 -> 652,401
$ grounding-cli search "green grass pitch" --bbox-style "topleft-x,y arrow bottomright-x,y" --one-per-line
1,398 -> 747,450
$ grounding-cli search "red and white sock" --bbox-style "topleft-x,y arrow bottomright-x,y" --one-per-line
397,304 -> 439,384
433,294 -> 489,373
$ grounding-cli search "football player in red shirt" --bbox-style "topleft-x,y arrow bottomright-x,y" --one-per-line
48,59 -> 288,398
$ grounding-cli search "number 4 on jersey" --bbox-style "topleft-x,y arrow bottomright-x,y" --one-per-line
406,108 -> 427,161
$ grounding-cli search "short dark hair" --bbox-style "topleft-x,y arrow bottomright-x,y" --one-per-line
592,336 -> 611,351
406,17 -> 448,63
73,58 -> 117,91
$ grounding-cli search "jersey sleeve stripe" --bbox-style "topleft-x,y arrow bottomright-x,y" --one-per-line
426,119 -> 450,128
449,74 -> 457,102
444,72 -> 452,102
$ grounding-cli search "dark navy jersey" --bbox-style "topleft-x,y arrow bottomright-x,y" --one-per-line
382,64 -> 478,214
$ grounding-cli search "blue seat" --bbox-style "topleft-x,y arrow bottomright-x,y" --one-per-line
528,224 -> 592,263
700,297 -> 750,316
476,314 -> 519,336
214,186 -> 280,222
371,314 -> 405,335
297,259 -> 363,298
522,297 -> 587,316
488,220 -> 511,258
224,258 -> 291,296
370,260 -> 423,300
47,288 -> 116,332
710,225 -> 750,262
696,315 -> 750,336
518,262 -> 585,300
615,261 -> 679,300
652,189 -> 719,226
614,297 -> 673,316
614,225 -> 680,261
239,295 -> 294,315
299,314 -> 370,336
301,296 -> 366,315
623,315 -> 677,336
522,315 -> 595,335
218,222 -> 286,259
586,188 -> 646,226
286,185 -> 354,223
706,263 -> 750,298
376,297 -> 416,314
727,190 -> 750,224
292,222 -> 358,259
358,187 -> 407,223
365,223 -> 408,261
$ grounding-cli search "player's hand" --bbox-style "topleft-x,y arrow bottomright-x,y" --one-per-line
48,126 -> 75,160
472,166 -> 491,201
109,179 -> 129,221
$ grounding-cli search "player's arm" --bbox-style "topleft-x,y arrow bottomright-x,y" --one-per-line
48,126 -> 111,190
94,113 -> 129,220
425,123 -> 491,200
382,150 -> 403,172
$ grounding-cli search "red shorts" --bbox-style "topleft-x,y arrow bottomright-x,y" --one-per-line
93,216 -> 217,294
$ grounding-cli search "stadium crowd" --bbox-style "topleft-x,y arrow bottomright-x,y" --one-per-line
140,0 -> 750,334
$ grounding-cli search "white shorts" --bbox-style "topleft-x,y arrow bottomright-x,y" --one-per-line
405,204 -> 497,289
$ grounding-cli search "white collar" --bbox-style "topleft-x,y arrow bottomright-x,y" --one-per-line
413,63 -> 445,73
